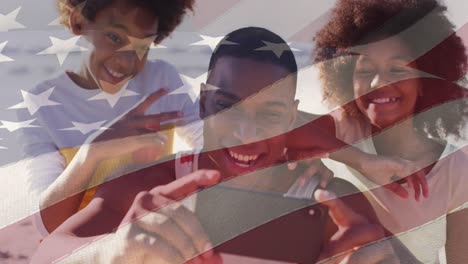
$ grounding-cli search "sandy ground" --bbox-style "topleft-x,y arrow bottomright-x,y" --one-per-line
0,218 -> 40,264
0,159 -> 43,264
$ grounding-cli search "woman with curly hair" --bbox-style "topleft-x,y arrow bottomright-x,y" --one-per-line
313,0 -> 468,262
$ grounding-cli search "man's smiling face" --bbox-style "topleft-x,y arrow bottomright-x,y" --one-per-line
201,56 -> 298,178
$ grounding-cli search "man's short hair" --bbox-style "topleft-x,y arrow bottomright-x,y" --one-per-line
208,27 -> 298,77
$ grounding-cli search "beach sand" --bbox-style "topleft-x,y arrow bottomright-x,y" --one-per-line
0,218 -> 40,264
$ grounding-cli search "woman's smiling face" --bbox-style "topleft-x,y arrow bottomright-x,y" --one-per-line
352,35 -> 423,129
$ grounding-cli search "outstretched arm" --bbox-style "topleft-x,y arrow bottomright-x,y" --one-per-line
38,89 -> 180,233
32,168 -> 220,264
286,111 -> 427,199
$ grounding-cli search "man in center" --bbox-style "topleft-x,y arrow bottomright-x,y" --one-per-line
32,27 -> 410,264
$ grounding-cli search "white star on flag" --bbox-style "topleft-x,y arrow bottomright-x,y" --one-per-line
37,36 -> 88,65
255,41 -> 301,58
48,17 -> 60,26
169,73 -> 218,103
88,82 -> 139,107
0,41 -> 13,63
0,7 -> 25,32
0,139 -> 6,150
118,35 -> 158,60
0,119 -> 38,132
150,43 -> 167,49
9,87 -> 60,115
61,120 -> 108,135
190,35 -> 237,51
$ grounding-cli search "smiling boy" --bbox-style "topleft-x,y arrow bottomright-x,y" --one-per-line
17,0 -> 198,235
62,0 -> 184,92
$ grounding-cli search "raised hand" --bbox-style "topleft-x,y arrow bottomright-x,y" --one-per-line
94,88 -> 183,142
357,154 -> 428,200
286,150 -> 334,189
89,88 -> 185,163
315,190 -> 399,264
111,170 -> 223,264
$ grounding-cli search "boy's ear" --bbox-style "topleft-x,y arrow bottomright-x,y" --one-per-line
199,83 -> 207,119
289,99 -> 300,129
69,8 -> 86,35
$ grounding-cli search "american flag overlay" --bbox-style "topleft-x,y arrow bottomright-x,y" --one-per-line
0,0 -> 467,263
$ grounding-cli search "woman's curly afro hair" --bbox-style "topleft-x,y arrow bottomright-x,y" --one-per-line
313,0 -> 467,139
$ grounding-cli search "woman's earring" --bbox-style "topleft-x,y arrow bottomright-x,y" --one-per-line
283,147 -> 288,157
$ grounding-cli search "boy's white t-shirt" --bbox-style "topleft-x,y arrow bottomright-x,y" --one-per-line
330,109 -> 468,264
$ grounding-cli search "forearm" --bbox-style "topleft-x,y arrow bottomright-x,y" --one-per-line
39,145 -> 101,232
329,146 -> 370,171
31,232 -> 104,264
288,112 -> 371,169
446,208 -> 468,264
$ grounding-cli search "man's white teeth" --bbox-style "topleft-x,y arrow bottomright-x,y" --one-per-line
371,97 -> 398,104
107,67 -> 125,78
236,163 -> 249,168
228,150 -> 259,162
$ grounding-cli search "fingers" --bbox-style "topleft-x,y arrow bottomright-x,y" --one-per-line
287,162 -> 298,170
137,210 -> 198,261
186,253 -> 222,264
298,162 -> 333,189
135,171 -> 221,260
314,190 -> 367,227
203,253 -> 223,264
157,170 -> 221,200
321,223 -> 385,261
91,132 -> 168,161
130,112 -> 184,131
416,170 -> 429,198
124,132 -> 168,162
384,182 -> 409,199
337,237 -> 396,264
412,176 -> 421,201
287,158 -> 334,188
319,166 -> 334,188
346,241 -> 400,264
132,88 -> 170,115
300,160 -> 320,179
296,161 -> 320,188
124,223 -> 185,264
127,191 -> 213,263
158,202 -> 212,256
405,176 -> 414,193
391,160 -> 428,200
174,114 -> 201,127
